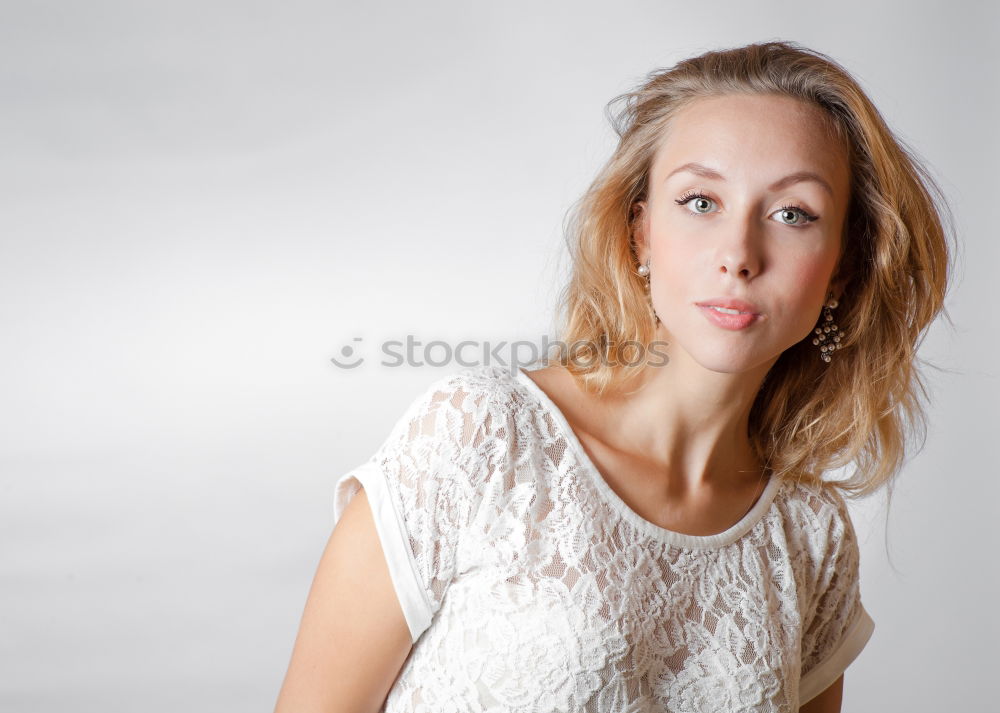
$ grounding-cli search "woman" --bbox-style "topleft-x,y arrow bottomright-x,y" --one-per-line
275,41 -> 952,712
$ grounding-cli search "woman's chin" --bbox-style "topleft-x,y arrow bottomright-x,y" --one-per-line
673,342 -> 777,376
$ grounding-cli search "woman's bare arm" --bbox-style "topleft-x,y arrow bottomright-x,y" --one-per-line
274,488 -> 414,713
799,674 -> 844,713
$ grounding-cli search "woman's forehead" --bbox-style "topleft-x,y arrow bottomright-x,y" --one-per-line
650,94 -> 850,195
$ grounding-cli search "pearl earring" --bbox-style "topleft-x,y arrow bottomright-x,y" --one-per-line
812,294 -> 842,363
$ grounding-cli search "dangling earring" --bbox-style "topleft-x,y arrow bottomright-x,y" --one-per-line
812,293 -> 842,363
637,259 -> 659,324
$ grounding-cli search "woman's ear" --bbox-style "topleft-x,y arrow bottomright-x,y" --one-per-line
631,201 -> 648,260
828,266 -> 847,303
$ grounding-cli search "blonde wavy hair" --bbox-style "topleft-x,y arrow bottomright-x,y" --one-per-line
542,40 -> 955,499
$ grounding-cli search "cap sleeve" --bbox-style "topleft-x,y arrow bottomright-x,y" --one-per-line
333,371 -> 490,644
798,488 -> 876,705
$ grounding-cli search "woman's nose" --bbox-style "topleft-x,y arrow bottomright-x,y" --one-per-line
716,215 -> 762,279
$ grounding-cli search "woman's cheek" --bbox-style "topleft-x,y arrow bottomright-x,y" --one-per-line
788,249 -> 837,300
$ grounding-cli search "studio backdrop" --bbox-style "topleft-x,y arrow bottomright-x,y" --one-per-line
1,1 -> 995,711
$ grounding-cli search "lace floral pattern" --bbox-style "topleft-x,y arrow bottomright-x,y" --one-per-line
333,365 -> 875,712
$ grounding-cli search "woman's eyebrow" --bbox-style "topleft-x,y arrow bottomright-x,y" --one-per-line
664,162 -> 833,196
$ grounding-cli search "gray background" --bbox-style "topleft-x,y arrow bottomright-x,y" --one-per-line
1,1 -> 996,710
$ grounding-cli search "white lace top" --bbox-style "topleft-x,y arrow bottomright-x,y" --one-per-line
333,365 -> 875,712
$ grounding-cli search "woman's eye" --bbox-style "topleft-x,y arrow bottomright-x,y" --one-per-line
675,193 -> 717,214
771,206 -> 818,227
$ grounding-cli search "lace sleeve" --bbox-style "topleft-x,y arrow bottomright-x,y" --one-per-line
333,371 -> 490,644
798,489 -> 876,705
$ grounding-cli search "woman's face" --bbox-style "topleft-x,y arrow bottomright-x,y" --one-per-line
634,93 -> 851,374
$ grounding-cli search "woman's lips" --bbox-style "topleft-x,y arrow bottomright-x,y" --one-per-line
696,302 -> 762,330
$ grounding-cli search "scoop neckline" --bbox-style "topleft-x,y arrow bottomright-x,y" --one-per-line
512,365 -> 782,550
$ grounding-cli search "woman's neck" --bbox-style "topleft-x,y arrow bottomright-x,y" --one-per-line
556,349 -> 774,494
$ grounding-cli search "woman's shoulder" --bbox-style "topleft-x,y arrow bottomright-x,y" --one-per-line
780,477 -> 854,522
409,364 -> 530,414
772,476 -> 862,556
390,364 -> 540,450
365,366 -> 529,493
